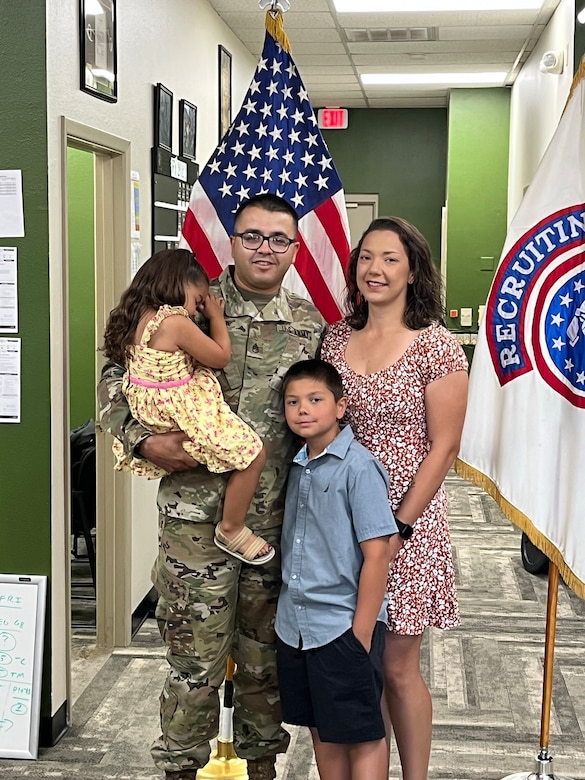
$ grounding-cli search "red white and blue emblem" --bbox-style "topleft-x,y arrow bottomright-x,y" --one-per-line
487,204 -> 585,407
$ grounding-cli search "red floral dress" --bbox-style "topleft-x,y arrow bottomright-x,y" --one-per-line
321,321 -> 468,634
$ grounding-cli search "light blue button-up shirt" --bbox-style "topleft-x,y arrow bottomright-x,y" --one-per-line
275,425 -> 397,650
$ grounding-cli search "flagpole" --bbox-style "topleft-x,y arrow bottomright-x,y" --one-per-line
501,563 -> 574,780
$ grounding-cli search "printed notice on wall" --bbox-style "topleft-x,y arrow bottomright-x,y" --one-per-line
0,248 -> 18,333
0,338 -> 20,423
0,574 -> 47,759
131,170 -> 141,239
0,171 -> 25,238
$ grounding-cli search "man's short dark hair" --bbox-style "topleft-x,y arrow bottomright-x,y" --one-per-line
281,359 -> 345,402
234,194 -> 299,234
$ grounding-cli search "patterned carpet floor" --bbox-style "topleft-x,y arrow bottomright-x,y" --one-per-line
1,471 -> 584,779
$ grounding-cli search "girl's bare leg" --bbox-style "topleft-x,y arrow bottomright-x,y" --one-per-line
218,448 -> 271,557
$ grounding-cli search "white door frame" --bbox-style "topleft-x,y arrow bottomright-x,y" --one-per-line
61,117 -> 132,649
344,193 -> 379,247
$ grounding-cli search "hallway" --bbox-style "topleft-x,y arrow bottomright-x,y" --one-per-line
2,471 -> 584,780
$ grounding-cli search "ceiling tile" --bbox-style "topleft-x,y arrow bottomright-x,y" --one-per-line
348,39 -> 531,54
205,0 -> 561,108
304,74 -> 360,84
440,24 -> 532,40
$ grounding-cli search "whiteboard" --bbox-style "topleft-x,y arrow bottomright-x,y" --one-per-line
0,574 -> 47,759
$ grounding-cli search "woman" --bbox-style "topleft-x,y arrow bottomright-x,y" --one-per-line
321,217 -> 468,780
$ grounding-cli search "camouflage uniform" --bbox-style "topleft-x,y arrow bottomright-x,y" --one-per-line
98,267 -> 324,777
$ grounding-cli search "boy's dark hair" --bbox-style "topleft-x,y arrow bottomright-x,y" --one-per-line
102,248 -> 208,366
233,194 -> 299,235
281,359 -> 345,402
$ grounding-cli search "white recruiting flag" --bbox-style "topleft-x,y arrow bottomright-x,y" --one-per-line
457,64 -> 585,598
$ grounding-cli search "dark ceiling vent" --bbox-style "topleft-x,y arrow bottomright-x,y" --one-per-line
345,27 -> 437,43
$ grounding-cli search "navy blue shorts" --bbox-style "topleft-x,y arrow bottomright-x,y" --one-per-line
276,622 -> 386,744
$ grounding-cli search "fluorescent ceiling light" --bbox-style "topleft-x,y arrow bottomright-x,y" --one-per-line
333,1 -> 542,11
361,72 -> 507,85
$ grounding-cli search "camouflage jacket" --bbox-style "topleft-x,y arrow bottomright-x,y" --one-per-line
98,267 -> 325,530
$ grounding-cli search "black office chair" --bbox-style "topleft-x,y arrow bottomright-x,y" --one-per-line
70,420 -> 96,593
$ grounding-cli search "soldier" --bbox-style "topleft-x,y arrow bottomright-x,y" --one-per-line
98,194 -> 325,780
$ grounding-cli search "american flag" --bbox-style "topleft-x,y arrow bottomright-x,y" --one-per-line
180,10 -> 350,323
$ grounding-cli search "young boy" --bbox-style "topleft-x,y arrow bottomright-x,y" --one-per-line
276,359 -> 398,780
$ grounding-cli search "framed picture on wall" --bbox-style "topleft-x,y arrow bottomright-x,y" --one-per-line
80,0 -> 118,102
218,45 -> 232,142
179,99 -> 197,161
154,83 -> 173,152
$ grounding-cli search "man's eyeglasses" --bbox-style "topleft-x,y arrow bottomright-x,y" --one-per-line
233,231 -> 296,254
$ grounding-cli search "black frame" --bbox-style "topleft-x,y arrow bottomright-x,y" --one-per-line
80,0 -> 118,103
154,83 -> 173,153
218,45 -> 232,141
179,99 -> 197,161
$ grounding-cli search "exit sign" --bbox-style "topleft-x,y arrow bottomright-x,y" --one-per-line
317,108 -> 349,129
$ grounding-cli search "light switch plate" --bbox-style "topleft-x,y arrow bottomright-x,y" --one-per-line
460,308 -> 473,327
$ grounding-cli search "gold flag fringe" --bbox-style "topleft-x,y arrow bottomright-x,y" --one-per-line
455,458 -> 585,600
265,9 -> 292,54
563,53 -> 585,114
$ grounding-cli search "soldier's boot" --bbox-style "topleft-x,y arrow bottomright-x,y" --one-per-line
164,770 -> 199,780
247,757 -> 277,780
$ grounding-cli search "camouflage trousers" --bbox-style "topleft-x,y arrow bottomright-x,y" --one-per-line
150,512 -> 290,773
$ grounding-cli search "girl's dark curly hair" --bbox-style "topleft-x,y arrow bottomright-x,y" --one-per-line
345,217 -> 445,331
102,249 -> 209,366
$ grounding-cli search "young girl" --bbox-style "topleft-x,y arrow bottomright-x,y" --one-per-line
102,248 -> 273,565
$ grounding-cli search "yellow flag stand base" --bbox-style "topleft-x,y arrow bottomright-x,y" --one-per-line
195,740 -> 248,779
501,564 -> 574,780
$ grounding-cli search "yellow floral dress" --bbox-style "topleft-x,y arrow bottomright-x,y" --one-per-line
112,305 -> 263,479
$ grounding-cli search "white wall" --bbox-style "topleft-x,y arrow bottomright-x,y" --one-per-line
508,0 -> 575,220
46,0 -> 257,715
47,0 -> 255,263
130,479 -> 160,609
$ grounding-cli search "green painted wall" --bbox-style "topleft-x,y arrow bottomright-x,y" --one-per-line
67,148 -> 96,430
323,108 -> 448,260
0,0 -> 51,717
445,88 -> 510,331
0,4 -> 50,567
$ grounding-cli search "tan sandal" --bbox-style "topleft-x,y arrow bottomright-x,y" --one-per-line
214,524 -> 275,565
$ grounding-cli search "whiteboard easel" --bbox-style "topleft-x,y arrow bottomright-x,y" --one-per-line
0,574 -> 47,759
